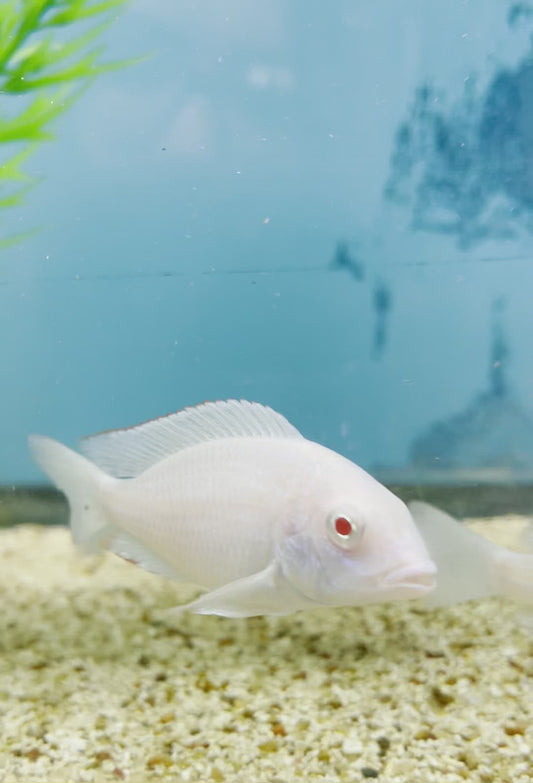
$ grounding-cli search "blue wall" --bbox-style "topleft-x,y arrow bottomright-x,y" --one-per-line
3,0 -> 533,483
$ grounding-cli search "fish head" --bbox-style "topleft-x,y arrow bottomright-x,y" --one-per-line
278,446 -> 437,607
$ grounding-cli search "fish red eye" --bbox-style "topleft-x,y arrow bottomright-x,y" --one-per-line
334,516 -> 352,536
326,511 -> 364,550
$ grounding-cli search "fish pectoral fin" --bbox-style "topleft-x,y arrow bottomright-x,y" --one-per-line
168,563 -> 310,618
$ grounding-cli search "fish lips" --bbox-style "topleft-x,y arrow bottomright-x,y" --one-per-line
381,562 -> 438,595
325,561 -> 438,605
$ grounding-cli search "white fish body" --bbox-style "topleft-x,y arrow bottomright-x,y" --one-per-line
29,400 -> 437,617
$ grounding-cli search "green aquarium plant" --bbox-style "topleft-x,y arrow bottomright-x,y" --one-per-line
0,0 -> 136,247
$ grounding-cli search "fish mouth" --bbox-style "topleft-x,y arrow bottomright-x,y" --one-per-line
382,563 -> 437,592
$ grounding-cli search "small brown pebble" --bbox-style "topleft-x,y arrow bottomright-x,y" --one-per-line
195,673 -> 215,692
445,676 -> 457,685
271,721 -> 286,736
258,739 -> 278,753
218,636 -> 234,646
504,722 -> 526,736
113,768 -> 125,779
377,736 -> 390,754
25,748 -> 41,762
450,640 -> 473,651
458,750 -> 480,770
146,754 -> 173,769
137,654 -> 150,667
154,672 -> 167,682
414,728 -> 437,741
94,751 -> 113,764
94,715 -> 106,730
430,685 -> 454,707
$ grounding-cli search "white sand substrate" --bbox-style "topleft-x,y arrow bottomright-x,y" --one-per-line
0,518 -> 532,783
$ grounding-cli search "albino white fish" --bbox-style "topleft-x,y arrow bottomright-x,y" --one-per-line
29,400 -> 437,617
29,400 -> 533,617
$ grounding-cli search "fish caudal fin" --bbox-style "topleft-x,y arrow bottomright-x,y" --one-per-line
408,501 -> 499,606
29,435 -> 113,554
409,501 -> 533,608
493,549 -> 533,605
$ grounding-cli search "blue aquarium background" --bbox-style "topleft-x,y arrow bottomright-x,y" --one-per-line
3,0 -> 533,486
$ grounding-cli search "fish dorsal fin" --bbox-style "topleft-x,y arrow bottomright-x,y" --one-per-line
80,399 -> 303,478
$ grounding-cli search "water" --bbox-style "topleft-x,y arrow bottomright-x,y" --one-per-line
3,0 -> 533,488
1,2 -> 533,781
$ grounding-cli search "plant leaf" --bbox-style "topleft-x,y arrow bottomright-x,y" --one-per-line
0,90 -> 75,141
3,49 -> 103,92
0,146 -> 37,181
0,0 -> 139,250
0,182 -> 35,208
44,0 -> 129,27
0,224 -> 40,249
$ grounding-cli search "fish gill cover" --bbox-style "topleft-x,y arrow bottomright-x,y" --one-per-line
0,0 -> 137,249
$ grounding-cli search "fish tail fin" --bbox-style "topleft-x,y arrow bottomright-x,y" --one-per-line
519,520 -> 533,552
493,549 -> 533,605
29,434 -> 114,554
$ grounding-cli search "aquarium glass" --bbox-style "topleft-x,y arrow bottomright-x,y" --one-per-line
2,4 -> 533,783
3,1 -> 533,502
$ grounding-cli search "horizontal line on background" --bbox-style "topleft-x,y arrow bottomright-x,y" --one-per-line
1,251 -> 533,286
